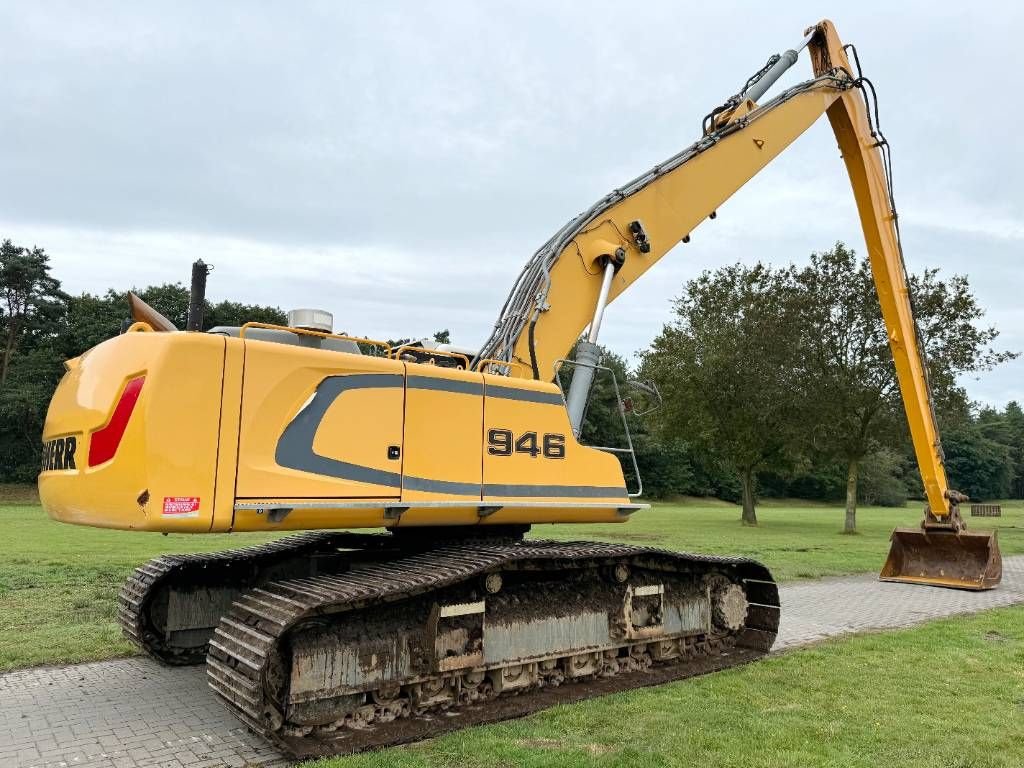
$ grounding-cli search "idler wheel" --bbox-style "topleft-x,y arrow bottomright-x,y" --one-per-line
705,574 -> 748,632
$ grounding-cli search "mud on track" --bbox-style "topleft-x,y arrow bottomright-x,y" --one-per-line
282,646 -> 765,759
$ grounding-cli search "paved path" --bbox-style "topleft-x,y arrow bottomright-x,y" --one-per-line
775,555 -> 1024,649
2,556 -> 1022,768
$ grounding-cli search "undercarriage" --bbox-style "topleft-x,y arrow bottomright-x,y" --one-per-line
119,531 -> 778,757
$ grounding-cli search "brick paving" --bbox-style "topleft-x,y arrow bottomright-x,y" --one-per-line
1,555 -> 1021,768
774,555 -> 1024,649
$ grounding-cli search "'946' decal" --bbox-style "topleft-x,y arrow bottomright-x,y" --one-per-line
487,429 -> 565,459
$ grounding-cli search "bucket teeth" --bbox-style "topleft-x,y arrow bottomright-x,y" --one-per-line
879,526 -> 1002,591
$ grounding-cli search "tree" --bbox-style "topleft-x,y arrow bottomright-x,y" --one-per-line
0,344 -> 66,481
856,448 -> 910,507
0,240 -> 66,478
639,263 -> 805,524
135,283 -> 192,329
976,402 -> 1024,498
0,240 -> 66,385
130,283 -> 288,333
796,243 -> 1015,532
433,329 -> 451,344
58,288 -> 288,360
61,290 -> 130,357
207,300 -> 287,329
1003,402 -> 1024,498
630,435 -> 698,499
0,246 -> 292,481
942,423 -> 1013,500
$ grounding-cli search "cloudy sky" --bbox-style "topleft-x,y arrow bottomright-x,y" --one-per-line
2,2 -> 1020,405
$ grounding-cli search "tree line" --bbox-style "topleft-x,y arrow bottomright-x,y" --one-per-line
0,239 -> 286,481
2,238 -> 1019,534
573,243 -> 1018,531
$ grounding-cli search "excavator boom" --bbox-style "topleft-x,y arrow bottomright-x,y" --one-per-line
476,20 -> 1000,590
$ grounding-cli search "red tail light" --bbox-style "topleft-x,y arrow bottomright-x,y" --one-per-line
88,376 -> 145,467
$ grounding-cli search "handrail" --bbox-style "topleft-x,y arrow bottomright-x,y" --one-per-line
474,358 -> 528,376
392,345 -> 470,369
553,357 -> 644,498
238,322 -> 393,356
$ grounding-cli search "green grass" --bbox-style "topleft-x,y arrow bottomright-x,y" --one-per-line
0,504 -> 285,671
1,497 -> 1021,671
305,605 -> 1024,768
535,497 -> 1024,582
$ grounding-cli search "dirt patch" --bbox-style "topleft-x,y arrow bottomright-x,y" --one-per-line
0,484 -> 39,505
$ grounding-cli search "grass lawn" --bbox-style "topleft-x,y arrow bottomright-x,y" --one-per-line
305,605 -> 1024,768
1,495 -> 1021,672
537,498 -> 1024,582
0,502 -> 285,671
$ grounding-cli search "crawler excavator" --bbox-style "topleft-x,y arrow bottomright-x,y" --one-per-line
38,20 -> 1001,757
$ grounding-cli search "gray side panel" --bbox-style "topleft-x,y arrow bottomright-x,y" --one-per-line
486,385 -> 564,405
275,374 -> 404,489
274,373 -> 625,499
407,376 -> 483,396
484,483 -> 627,499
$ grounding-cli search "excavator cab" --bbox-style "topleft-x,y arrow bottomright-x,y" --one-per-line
880,503 -> 1002,591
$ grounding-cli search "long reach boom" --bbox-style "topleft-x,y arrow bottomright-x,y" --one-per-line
475,20 -> 1000,589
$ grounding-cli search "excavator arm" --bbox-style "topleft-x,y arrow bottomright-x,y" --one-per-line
811,23 -> 999,589
475,20 -> 1001,590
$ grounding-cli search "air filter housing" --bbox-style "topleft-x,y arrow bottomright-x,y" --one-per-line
287,308 -> 333,333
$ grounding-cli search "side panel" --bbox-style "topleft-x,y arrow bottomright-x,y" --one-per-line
398,367 -> 484,525
481,375 -> 628,519
235,342 -> 405,500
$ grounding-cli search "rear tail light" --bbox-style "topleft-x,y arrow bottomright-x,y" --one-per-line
88,376 -> 145,467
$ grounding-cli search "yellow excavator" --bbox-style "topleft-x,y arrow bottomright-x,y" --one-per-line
38,20 -> 1000,757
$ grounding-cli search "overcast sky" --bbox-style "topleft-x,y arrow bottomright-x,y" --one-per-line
2,2 -> 1020,405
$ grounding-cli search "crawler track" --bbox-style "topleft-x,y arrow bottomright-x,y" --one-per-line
117,531 -> 397,664
206,539 -> 779,757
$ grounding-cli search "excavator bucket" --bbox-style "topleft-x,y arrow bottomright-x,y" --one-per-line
880,527 -> 1002,590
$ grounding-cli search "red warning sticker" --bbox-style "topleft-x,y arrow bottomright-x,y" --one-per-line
162,496 -> 200,517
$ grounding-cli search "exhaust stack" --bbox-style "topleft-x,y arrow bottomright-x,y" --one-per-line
186,260 -> 212,332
